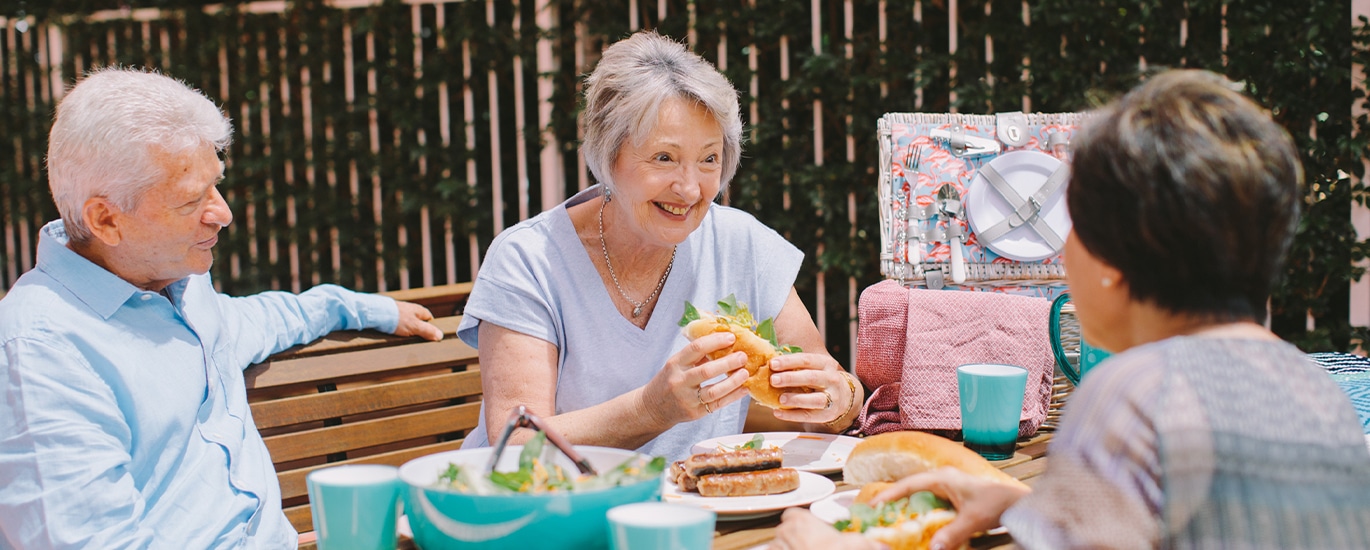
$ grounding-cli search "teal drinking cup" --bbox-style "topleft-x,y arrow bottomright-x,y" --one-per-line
306,464 -> 402,550
607,502 -> 715,550
957,363 -> 1028,460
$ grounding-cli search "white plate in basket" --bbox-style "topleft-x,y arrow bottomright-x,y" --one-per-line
965,150 -> 1071,262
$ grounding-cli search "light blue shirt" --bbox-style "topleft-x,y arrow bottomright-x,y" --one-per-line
0,221 -> 400,549
457,186 -> 803,461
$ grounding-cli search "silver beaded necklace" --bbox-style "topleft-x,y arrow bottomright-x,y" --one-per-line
598,197 -> 676,318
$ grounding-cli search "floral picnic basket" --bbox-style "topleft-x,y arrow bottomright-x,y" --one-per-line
876,111 -> 1088,299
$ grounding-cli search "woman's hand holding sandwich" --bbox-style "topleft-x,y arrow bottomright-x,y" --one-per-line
642,330 -> 753,425
685,290 -> 864,434
763,351 -> 861,430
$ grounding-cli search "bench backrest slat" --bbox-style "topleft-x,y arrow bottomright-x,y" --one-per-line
246,336 -> 478,390
277,439 -> 468,509
266,316 -> 465,360
250,369 -> 482,429
264,401 -> 482,463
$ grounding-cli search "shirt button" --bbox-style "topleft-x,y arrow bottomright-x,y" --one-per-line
141,294 -> 152,301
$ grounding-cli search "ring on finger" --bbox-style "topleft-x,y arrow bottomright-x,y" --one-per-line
822,391 -> 834,410
697,387 -> 713,414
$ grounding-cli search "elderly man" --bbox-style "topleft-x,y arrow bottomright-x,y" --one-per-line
0,68 -> 443,548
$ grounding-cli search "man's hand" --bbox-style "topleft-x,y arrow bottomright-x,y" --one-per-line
393,300 -> 443,341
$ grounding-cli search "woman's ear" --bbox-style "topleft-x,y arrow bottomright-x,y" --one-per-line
1099,264 -> 1128,298
82,197 -> 122,246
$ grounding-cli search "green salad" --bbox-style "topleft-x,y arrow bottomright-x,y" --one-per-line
678,294 -> 803,354
434,433 -> 666,495
833,491 -> 954,533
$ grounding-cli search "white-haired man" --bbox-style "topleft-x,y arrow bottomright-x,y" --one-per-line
0,67 -> 443,548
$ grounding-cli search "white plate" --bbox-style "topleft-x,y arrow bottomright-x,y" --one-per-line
662,470 -> 836,521
689,432 -> 863,475
809,489 -> 1008,535
965,150 -> 1072,262
809,488 -> 861,523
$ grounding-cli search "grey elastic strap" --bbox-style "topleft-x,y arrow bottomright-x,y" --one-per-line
974,161 -> 1068,251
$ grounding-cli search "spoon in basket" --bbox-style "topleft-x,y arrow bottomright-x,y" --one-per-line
937,183 -> 967,284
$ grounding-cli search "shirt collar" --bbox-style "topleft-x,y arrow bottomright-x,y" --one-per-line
36,220 -> 145,319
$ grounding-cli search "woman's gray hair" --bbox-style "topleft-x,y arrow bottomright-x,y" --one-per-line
581,31 -> 743,196
47,67 -> 233,242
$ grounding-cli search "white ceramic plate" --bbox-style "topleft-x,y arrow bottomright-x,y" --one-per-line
689,432 -> 863,475
808,488 -> 861,524
965,150 -> 1072,262
809,489 -> 1008,535
661,471 -> 836,521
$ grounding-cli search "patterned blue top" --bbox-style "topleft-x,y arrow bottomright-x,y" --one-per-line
457,186 -> 804,461
1003,336 -> 1370,548
0,221 -> 399,549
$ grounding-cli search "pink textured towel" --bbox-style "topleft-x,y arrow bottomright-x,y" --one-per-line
855,280 -> 1055,437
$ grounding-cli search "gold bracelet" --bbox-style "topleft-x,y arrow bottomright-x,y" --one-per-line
825,372 -> 859,430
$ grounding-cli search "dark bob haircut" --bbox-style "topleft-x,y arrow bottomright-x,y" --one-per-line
1067,69 -> 1302,322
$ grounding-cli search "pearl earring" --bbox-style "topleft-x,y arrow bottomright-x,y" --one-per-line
1101,277 -> 1114,287
603,186 -> 613,202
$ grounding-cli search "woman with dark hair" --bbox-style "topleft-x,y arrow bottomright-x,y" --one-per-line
774,70 -> 1370,549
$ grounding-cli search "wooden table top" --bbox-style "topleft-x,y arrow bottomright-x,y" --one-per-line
709,431 -> 1053,550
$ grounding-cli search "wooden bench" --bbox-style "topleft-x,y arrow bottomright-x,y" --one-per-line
243,282 -> 481,536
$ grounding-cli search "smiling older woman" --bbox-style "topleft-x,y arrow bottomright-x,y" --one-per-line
455,31 -> 864,461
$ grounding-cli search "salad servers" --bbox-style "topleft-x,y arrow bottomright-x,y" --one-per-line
487,405 -> 598,476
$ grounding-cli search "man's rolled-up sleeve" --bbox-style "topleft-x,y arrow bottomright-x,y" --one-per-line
0,337 -> 158,549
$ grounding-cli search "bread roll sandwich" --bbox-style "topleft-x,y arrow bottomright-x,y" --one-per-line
834,491 -> 960,550
842,431 -> 1028,490
831,431 -> 1028,550
678,295 -> 803,409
